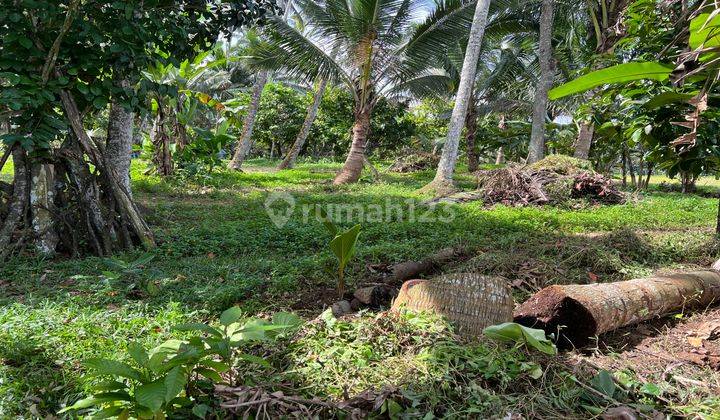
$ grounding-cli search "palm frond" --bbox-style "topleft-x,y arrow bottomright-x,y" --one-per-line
245,16 -> 354,91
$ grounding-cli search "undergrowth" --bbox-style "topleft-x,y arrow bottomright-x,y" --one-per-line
1,159 -> 719,417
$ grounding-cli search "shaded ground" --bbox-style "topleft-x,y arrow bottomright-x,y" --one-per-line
573,307 -> 720,417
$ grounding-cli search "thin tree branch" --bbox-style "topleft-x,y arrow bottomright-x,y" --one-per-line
41,0 -> 81,84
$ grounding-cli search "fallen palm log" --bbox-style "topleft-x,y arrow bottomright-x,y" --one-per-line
514,270 -> 720,348
371,246 -> 470,285
391,273 -> 514,337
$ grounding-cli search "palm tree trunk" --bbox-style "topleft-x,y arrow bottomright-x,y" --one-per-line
333,106 -> 373,185
465,100 -> 479,172
527,0 -> 555,164
228,70 -> 269,171
151,106 -> 173,176
574,122 -> 594,159
495,147 -> 505,165
278,77 -> 328,170
431,0 -> 492,187
106,100 -> 134,195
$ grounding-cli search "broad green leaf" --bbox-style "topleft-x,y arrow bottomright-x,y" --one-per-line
58,392 -> 131,412
195,367 -> 223,382
220,306 -> 243,326
270,312 -> 303,335
643,91 -> 698,110
127,342 -> 149,367
231,318 -> 270,341
317,206 -> 338,236
18,36 -> 33,49
199,359 -> 230,372
84,359 -> 142,381
91,405 -> 127,419
172,323 -> 222,338
147,352 -> 169,374
329,224 -> 361,270
548,62 -> 674,100
131,253 -> 155,267
483,322 -> 557,355
690,12 -> 720,50
590,370 -> 616,398
192,404 -> 210,418
135,380 -> 167,412
164,366 -> 188,402
640,382 -> 662,396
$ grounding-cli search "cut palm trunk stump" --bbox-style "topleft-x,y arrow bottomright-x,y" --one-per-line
391,273 -> 514,337
514,271 -> 720,348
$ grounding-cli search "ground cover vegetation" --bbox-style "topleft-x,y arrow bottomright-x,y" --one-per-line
3,0 -> 720,418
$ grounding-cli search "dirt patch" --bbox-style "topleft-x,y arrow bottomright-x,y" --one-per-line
576,307 -> 720,390
287,286 -> 343,315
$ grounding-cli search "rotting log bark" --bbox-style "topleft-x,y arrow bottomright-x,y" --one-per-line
514,271 -> 720,348
391,273 -> 514,337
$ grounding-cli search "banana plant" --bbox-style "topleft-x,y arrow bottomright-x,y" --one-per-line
318,207 -> 361,298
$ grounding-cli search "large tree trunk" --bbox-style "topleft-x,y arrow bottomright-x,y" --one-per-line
30,163 -> 59,255
0,145 -> 29,259
391,274 -> 514,338
228,71 -> 269,171
278,77 -> 328,170
465,99 -> 479,173
333,106 -> 373,185
515,270 -> 720,348
574,122 -> 594,160
430,0 -> 492,188
106,100 -> 134,194
527,0 -> 555,164
59,90 -> 154,251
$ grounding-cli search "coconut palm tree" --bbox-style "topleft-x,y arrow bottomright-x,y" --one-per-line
527,0 -> 555,163
277,77 -> 329,169
227,0 -> 294,171
428,0 -> 493,191
396,3 -> 537,172
246,0 -> 483,184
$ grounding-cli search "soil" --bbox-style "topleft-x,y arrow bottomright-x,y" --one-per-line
574,306 -> 720,390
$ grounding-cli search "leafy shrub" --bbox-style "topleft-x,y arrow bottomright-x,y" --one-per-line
60,308 -> 302,419
175,121 -> 234,176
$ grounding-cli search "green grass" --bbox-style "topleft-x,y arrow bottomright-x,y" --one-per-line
1,158 -> 719,417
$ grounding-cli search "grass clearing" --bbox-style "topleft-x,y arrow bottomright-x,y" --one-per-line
2,159 -> 719,417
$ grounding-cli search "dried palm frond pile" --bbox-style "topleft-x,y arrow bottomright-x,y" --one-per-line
388,151 -> 440,173
476,165 -> 623,206
432,156 -> 624,207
